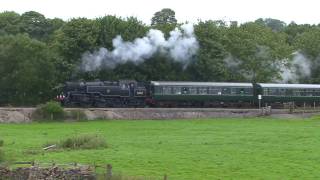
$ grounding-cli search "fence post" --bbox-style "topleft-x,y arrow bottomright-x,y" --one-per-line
106,164 -> 112,180
164,174 -> 168,180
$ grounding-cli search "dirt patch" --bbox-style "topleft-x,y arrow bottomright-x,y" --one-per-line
81,108 -> 263,120
270,112 -> 316,119
0,108 -> 34,123
0,107 -> 318,123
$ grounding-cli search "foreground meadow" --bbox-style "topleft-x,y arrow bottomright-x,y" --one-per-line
1,118 -> 320,179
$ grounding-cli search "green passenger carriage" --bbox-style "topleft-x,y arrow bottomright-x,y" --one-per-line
256,83 -> 320,105
150,81 -> 254,106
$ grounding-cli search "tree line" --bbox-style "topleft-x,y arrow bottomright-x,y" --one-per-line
1,9 -> 320,105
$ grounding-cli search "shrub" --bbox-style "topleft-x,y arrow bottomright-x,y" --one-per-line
45,134 -> 107,150
34,101 -> 65,121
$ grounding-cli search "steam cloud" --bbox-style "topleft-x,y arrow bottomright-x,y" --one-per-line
81,23 -> 199,71
279,51 -> 312,83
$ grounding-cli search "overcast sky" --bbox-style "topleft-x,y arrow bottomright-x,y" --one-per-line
1,0 -> 319,25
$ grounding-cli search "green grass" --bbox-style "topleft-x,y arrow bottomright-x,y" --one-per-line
1,117 -> 320,179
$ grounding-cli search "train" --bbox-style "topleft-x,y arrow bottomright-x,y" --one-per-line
56,80 -> 320,108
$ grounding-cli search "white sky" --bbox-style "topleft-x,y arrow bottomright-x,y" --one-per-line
1,0 -> 319,25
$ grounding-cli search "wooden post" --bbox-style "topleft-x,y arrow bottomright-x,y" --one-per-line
164,174 -> 168,180
289,102 -> 293,114
106,164 -> 112,180
314,102 -> 316,110
51,113 -> 53,121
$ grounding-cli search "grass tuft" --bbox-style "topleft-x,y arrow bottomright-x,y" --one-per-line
45,134 -> 107,150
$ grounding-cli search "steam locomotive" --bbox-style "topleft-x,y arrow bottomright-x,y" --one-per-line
57,80 -> 320,108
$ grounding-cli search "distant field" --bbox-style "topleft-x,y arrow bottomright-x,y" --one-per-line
1,117 -> 320,179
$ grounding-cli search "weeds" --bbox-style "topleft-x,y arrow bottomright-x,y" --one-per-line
44,134 -> 107,150
33,101 -> 65,121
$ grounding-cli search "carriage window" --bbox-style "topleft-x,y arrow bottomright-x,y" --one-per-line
222,88 -> 231,95
271,88 -> 278,95
244,88 -> 253,95
293,89 -> 301,96
285,89 -> 293,96
172,87 -> 182,95
154,87 -> 163,95
240,88 -> 244,94
208,87 -> 221,95
307,89 -> 313,96
314,89 -> 320,96
182,87 -> 188,94
162,86 -> 172,95
189,87 -> 197,95
231,88 -> 237,95
198,87 -> 207,95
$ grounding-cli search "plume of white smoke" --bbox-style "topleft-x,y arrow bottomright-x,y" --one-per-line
223,54 -> 241,69
82,23 -> 198,71
279,52 -> 312,83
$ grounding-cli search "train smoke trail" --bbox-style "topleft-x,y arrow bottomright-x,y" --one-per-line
279,51 -> 312,83
81,23 -> 199,71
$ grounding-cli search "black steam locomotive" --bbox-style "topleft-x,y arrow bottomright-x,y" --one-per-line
58,80 -> 149,107
57,80 -> 320,108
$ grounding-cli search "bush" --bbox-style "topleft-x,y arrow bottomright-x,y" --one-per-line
34,101 -> 65,121
45,134 -> 107,150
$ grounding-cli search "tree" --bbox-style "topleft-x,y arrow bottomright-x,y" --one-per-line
151,8 -> 177,26
54,18 -> 99,62
255,18 -> 286,32
20,11 -> 50,40
0,11 -> 21,35
0,34 -> 56,105
190,21 -> 229,81
294,28 -> 320,59
226,22 -> 293,82
139,54 -> 187,81
284,22 -> 313,45
294,28 -> 320,83
97,16 -> 147,49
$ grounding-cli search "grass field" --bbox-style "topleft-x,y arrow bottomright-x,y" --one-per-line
1,117 -> 320,179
